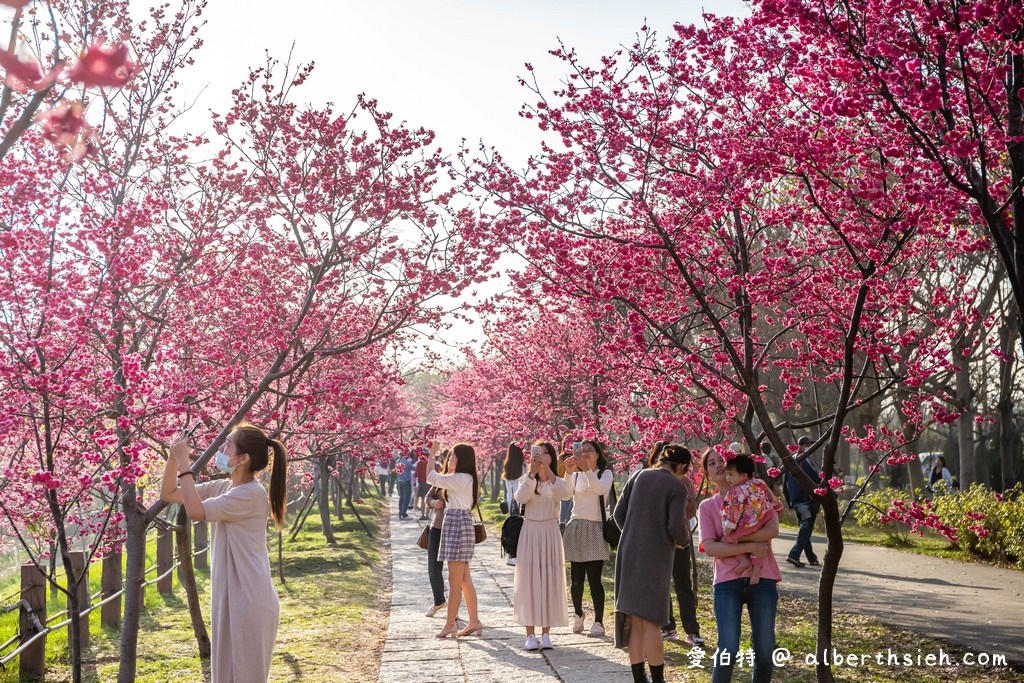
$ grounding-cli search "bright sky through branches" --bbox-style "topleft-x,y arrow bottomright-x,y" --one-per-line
137,0 -> 750,363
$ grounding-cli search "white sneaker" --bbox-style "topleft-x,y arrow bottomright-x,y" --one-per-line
506,556 -> 516,566
589,622 -> 605,636
572,614 -> 584,633
424,602 -> 445,617
524,634 -> 540,650
540,634 -> 553,649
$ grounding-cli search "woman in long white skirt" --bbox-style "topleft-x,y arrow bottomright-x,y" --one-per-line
513,441 -> 572,650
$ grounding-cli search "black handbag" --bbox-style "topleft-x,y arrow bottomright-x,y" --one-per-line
599,492 -> 620,549
500,511 -> 524,557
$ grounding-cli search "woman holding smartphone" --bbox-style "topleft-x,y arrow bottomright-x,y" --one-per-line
425,442 -> 484,639
513,441 -> 571,650
161,422 -> 287,683
562,439 -> 614,636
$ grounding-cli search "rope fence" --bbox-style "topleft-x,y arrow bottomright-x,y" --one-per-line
0,523 -> 211,670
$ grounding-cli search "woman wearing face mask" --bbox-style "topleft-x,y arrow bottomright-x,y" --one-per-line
513,441 -> 571,651
161,422 -> 288,683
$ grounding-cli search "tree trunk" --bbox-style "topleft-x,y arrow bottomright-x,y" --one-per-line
954,347 -> 976,489
998,316 -> 1018,491
175,506 -> 211,658
117,499 -> 149,683
816,493 -> 843,683
318,460 -> 336,545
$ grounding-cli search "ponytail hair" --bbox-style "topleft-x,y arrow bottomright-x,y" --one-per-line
232,422 -> 289,529
267,438 -> 288,529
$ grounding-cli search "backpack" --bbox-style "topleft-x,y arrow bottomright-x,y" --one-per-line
500,507 -> 525,558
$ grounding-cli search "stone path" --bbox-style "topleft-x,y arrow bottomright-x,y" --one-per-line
378,500 -> 632,683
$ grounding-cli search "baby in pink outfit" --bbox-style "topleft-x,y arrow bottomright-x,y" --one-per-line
721,454 -> 784,584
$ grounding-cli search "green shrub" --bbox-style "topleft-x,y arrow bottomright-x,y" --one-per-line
931,483 -> 1024,566
851,488 -> 912,544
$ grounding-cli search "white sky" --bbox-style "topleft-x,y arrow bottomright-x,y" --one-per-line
140,0 -> 751,365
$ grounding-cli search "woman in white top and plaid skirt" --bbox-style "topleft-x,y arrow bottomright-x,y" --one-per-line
562,439 -> 614,636
425,442 -> 484,639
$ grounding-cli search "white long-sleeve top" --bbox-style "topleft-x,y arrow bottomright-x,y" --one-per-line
426,470 -> 475,509
564,468 -> 614,522
514,474 -> 570,521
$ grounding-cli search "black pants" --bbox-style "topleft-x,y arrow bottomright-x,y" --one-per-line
427,527 -> 446,606
569,560 -> 605,624
665,545 -> 701,636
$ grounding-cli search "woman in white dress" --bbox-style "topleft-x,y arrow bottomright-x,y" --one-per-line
513,441 -> 571,650
162,422 -> 287,683
426,442 -> 484,639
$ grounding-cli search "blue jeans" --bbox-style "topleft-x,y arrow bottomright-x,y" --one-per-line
712,578 -> 778,683
398,481 -> 413,518
788,502 -> 819,563
427,527 -> 446,606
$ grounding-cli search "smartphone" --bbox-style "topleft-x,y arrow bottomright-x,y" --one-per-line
572,441 -> 582,456
184,423 -> 200,438
530,445 -> 542,458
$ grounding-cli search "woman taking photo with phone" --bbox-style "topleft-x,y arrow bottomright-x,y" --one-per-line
513,441 -> 571,650
425,442 -> 484,639
161,422 -> 287,683
562,439 -> 614,636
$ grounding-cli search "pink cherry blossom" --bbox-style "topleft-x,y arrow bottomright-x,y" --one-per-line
66,42 -> 137,88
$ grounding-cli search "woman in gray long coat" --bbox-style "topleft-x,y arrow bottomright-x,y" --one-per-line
613,444 -> 693,683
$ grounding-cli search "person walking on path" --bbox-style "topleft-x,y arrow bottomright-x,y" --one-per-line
513,441 -> 571,651
396,451 -> 416,520
162,422 -> 287,683
562,439 -> 614,636
423,450 -> 449,617
613,444 -> 693,683
699,447 -> 781,683
426,442 -> 484,639
784,436 -> 822,568
415,455 -> 430,519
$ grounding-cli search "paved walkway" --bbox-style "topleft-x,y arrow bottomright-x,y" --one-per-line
771,528 -> 1024,663
378,500 -> 631,683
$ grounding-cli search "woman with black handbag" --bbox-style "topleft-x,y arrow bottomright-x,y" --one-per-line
562,439 -> 614,637
513,441 -> 571,650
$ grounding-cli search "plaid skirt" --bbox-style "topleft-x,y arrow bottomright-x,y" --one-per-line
439,508 -> 475,562
562,518 -> 609,563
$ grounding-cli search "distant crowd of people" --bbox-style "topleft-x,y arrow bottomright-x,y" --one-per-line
409,435 -> 829,683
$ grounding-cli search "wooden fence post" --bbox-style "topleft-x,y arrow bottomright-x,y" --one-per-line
68,551 -> 90,647
19,564 -> 46,680
101,552 -> 122,630
156,526 -> 173,593
194,521 -> 208,570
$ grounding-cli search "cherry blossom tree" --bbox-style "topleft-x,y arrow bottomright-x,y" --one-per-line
461,15 -> 983,680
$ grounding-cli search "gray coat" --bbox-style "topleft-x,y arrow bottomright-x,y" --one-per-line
613,467 -> 690,638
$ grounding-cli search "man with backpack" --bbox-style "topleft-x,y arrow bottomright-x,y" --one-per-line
783,436 -> 822,568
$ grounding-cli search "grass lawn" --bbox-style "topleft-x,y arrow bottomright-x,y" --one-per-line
0,497 -> 389,682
